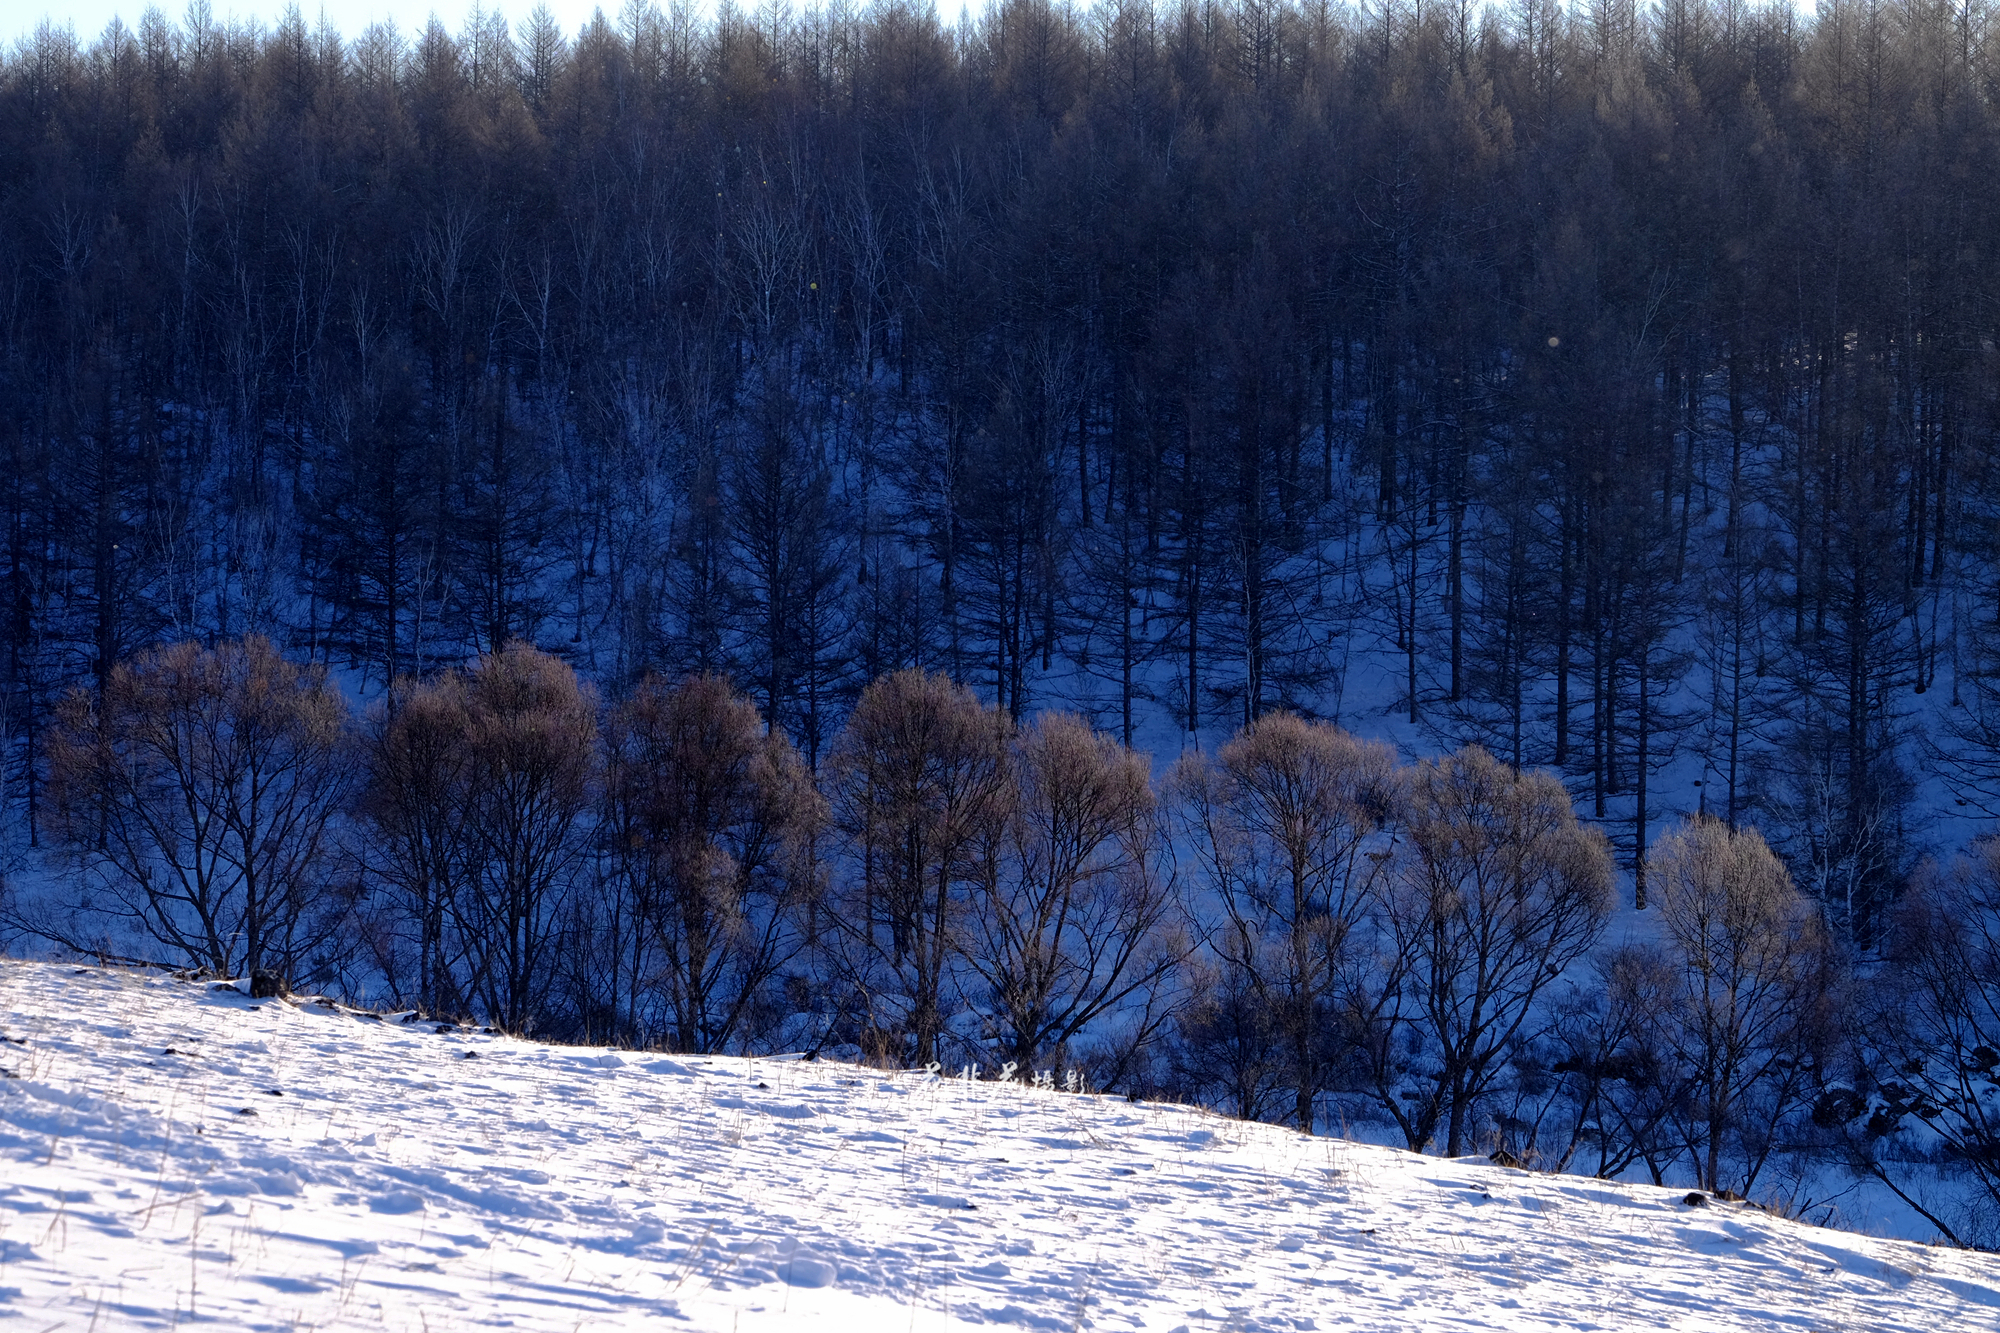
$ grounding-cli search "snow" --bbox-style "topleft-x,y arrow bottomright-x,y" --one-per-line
1,963 -> 1996,1332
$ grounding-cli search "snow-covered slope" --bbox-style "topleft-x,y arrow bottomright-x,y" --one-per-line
1,963 -> 1994,1333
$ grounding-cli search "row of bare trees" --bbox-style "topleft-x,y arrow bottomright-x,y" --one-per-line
16,634 -> 1997,1239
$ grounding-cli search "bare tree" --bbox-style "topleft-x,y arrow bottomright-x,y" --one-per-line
1170,713 -> 1398,1133
1520,944 -> 1686,1181
965,712 -> 1183,1076
827,667 -> 1010,1066
1375,746 -> 1614,1157
458,642 -> 597,1033
1164,953 -> 1291,1122
1647,816 -> 1833,1194
1840,846 -> 2000,1246
34,636 -> 352,987
360,671 -> 477,1017
603,672 -> 824,1053
727,369 -> 855,766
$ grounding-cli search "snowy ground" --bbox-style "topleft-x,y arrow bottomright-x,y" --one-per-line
2,963 -> 1997,1332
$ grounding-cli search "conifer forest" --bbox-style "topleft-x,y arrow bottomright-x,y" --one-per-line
5,0 -> 2000,1237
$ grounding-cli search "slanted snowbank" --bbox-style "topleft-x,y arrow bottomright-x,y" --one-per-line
0,962 -> 1994,1332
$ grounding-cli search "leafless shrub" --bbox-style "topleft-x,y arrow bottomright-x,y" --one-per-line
1519,943 -> 1686,1181
1164,952 -> 1292,1122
